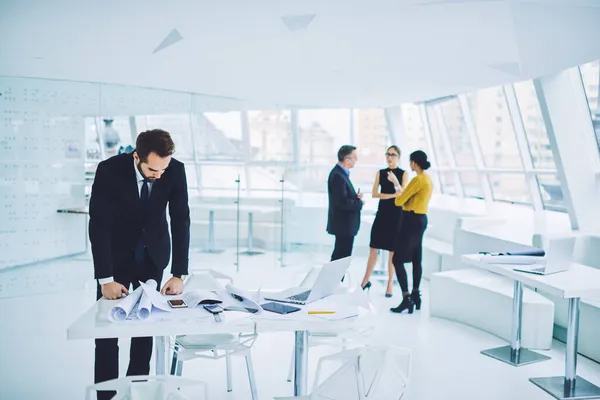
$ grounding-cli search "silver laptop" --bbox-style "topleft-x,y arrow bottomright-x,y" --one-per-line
264,257 -> 352,305
513,236 -> 576,275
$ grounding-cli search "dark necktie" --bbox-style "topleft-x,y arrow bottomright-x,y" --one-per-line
134,180 -> 149,263
140,179 -> 149,203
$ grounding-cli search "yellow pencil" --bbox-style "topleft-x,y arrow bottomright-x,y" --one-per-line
307,311 -> 336,315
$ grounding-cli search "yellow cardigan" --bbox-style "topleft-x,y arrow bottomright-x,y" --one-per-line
395,173 -> 433,214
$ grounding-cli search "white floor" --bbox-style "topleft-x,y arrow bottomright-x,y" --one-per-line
1,249 -> 599,400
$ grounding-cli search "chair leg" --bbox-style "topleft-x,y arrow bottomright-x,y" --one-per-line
175,358 -> 183,377
170,346 -> 179,375
226,353 -> 233,392
170,345 -> 184,377
287,348 -> 294,382
245,353 -> 259,400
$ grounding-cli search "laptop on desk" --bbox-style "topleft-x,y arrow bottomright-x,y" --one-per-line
264,257 -> 352,305
513,236 -> 576,276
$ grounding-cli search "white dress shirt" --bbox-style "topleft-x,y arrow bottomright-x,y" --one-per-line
98,160 -> 154,285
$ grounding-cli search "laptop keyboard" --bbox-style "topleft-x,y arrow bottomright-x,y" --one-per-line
288,291 -> 310,302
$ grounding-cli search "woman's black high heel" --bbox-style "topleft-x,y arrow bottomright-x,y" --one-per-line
361,281 -> 372,291
411,290 -> 422,310
390,295 -> 414,314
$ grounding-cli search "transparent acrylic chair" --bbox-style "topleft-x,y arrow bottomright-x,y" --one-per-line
170,270 -> 259,400
85,375 -> 207,400
286,265 -> 375,382
276,345 -> 412,400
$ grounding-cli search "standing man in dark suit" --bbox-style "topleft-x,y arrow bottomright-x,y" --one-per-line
89,129 -> 190,400
327,145 -> 364,261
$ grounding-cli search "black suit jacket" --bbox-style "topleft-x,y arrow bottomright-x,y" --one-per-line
88,153 -> 191,280
326,164 -> 363,237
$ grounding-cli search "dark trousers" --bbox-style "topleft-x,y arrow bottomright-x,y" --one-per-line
392,212 -> 428,294
331,235 -> 355,262
95,254 -> 162,400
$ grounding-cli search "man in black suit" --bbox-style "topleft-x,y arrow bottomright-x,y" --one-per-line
327,145 -> 363,262
88,129 -> 190,400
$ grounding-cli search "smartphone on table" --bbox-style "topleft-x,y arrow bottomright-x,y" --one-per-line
167,299 -> 187,308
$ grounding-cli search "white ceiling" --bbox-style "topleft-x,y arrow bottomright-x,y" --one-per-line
1,0 -> 599,108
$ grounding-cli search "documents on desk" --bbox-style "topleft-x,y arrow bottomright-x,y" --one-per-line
218,284 -> 263,314
479,254 -> 546,265
109,279 -> 225,323
252,289 -> 367,321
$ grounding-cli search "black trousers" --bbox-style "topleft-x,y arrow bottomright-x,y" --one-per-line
331,235 -> 355,261
392,211 -> 428,294
95,253 -> 162,400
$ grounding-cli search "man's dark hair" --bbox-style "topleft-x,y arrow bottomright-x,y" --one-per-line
135,129 -> 175,162
337,145 -> 356,162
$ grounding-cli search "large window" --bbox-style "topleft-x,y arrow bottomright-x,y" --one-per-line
354,108 -> 390,185
580,60 -> 600,150
195,111 -> 243,161
513,81 -> 556,170
137,114 -> 194,160
297,109 -> 348,165
488,173 -> 531,204
248,110 -> 293,162
537,173 -> 564,210
401,103 -> 428,154
467,87 -> 522,169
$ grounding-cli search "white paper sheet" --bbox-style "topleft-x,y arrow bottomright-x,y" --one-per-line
222,284 -> 263,314
137,280 -> 155,320
108,286 -> 144,321
181,289 -> 223,308
139,280 -> 174,311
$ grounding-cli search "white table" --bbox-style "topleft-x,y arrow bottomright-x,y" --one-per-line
462,254 -> 600,400
68,294 -> 375,397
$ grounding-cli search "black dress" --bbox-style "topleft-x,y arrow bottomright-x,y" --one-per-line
369,168 -> 404,251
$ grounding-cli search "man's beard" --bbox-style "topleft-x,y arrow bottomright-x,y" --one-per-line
136,161 -> 157,181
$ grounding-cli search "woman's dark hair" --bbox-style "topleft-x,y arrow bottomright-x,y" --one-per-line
410,150 -> 431,170
135,129 -> 175,162
387,145 -> 401,156
337,145 -> 357,162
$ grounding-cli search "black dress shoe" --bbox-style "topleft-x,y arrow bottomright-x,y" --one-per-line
390,295 -> 414,314
361,281 -> 372,291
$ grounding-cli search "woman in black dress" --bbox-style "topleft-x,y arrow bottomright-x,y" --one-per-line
360,145 -> 408,297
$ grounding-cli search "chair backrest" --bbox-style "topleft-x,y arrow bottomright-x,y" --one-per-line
311,346 -> 411,400
86,376 -> 207,400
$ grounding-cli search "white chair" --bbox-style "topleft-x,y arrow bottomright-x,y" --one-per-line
276,345 -> 412,400
170,270 -> 260,400
85,375 -> 208,400
286,265 -> 374,382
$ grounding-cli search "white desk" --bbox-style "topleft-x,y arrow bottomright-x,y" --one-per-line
68,294 -> 375,397
462,254 -> 600,400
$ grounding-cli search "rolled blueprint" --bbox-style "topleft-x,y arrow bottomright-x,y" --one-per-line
138,279 -> 156,320
108,285 -> 143,321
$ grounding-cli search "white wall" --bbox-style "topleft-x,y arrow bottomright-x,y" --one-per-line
0,77 -> 90,269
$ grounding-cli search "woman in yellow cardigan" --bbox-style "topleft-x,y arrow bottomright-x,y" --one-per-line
387,150 -> 433,314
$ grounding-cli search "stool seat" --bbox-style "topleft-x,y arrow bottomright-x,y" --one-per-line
176,333 -> 238,349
